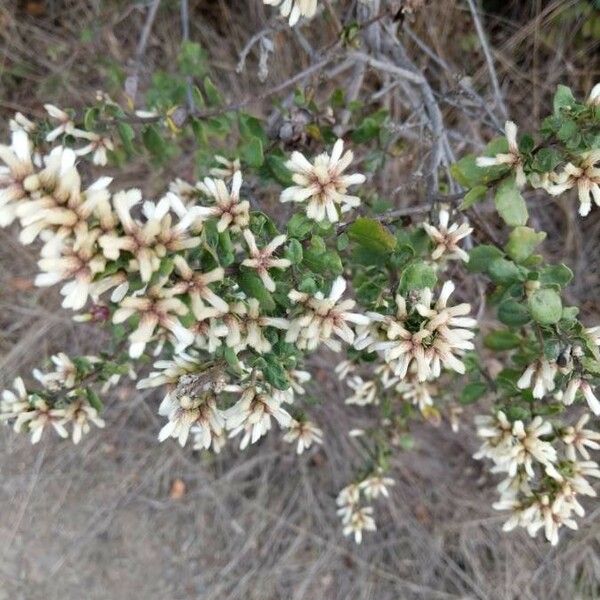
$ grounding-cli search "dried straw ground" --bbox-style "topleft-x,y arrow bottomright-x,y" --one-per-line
1,1 -> 600,598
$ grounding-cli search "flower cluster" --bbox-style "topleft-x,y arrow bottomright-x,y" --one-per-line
3,78 -> 600,552
355,281 -> 476,381
1,354 -> 108,444
336,471 -> 394,543
475,411 -> 600,545
476,91 -> 600,217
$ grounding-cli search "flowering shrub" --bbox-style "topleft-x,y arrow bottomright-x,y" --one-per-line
2,4 -> 600,548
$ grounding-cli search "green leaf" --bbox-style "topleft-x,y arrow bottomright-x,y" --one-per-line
488,258 -> 526,284
240,136 -> 264,168
532,148 -> 562,173
142,125 -> 168,163
484,330 -> 521,351
203,76 -> 222,106
498,299 -> 531,326
238,271 -> 276,311
553,84 -> 577,114
84,107 -> 100,130
287,214 -> 314,240
178,40 -> 208,77
528,288 -> 563,325
262,355 -> 290,390
467,245 -> 503,273
506,405 -> 531,422
218,231 -> 235,266
460,382 -> 488,405
582,357 -> 600,376
351,117 -> 381,143
285,239 -> 303,264
561,306 -> 579,322
398,261 -> 437,295
85,388 -> 104,412
460,185 -> 487,209
203,219 -> 219,247
505,226 -> 546,263
239,113 -> 267,143
303,238 -> 342,275
265,154 -> 293,186
540,264 -> 573,287
336,233 -> 349,251
223,347 -> 241,372
347,218 -> 397,254
495,177 -> 528,226
117,122 -> 136,155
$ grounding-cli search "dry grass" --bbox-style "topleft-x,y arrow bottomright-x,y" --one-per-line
2,1 -> 600,598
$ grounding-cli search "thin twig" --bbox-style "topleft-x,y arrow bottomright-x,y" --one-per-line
348,51 -> 425,84
180,0 -> 195,112
466,0 -> 508,119
126,0 -> 162,104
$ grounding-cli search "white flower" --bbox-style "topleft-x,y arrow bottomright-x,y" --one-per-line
35,227 -> 106,310
2,386 -> 69,443
241,230 -> 291,292
0,129 -> 35,226
335,359 -> 355,381
44,104 -> 87,142
517,359 -> 557,399
209,155 -> 240,179
137,353 -> 203,390
1,377 -> 30,418
422,208 -> 473,262
546,151 -> 600,217
112,279 -> 194,358
280,139 -> 365,223
32,353 -> 79,390
75,132 -> 115,166
194,171 -> 250,232
562,413 -> 600,461
345,376 -> 379,406
168,255 -> 228,319
283,419 -> 323,453
99,190 -> 201,282
476,120 -> 526,187
359,471 -> 395,499
503,417 -> 557,478
9,112 -> 36,134
474,410 -> 515,464
341,506 -> 377,544
192,424 -> 227,453
225,383 -> 292,449
395,374 -> 435,411
561,378 -> 600,414
263,0 -> 318,26
360,282 -> 475,382
245,298 -> 290,353
336,483 -> 361,510
191,317 -> 228,353
286,276 -> 369,352
60,397 -> 105,444
158,390 -> 224,448
588,83 -> 600,107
